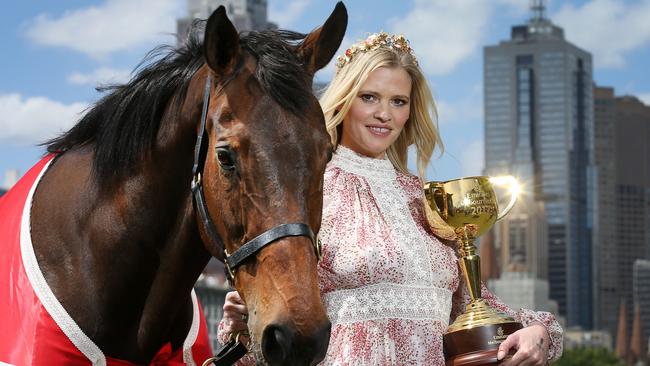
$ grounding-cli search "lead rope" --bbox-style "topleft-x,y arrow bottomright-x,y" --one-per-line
201,331 -> 249,366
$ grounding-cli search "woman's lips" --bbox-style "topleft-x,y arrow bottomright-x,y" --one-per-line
367,125 -> 391,137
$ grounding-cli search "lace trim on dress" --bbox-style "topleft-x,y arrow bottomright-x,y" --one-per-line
332,145 -> 396,180
370,177 -> 435,285
324,283 -> 452,325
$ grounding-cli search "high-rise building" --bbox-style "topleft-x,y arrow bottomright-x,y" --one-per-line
633,260 -> 650,354
177,0 -> 277,43
593,86 -> 619,338
483,1 -> 594,328
492,195 -> 548,278
489,271 -> 559,315
594,88 -> 650,340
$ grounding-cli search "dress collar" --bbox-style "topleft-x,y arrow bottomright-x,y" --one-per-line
331,145 -> 396,180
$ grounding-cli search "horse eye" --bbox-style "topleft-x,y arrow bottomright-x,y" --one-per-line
215,147 -> 236,171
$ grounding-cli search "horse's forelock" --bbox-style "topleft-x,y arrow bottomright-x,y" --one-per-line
239,30 -> 313,115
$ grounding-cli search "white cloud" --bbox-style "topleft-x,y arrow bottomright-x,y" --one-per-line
0,94 -> 88,145
67,67 -> 132,86
24,0 -> 180,58
459,139 -> 485,177
269,0 -> 311,28
389,0 -> 492,76
552,0 -> 650,68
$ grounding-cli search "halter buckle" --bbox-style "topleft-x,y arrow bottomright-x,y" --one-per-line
191,172 -> 202,192
315,236 -> 323,261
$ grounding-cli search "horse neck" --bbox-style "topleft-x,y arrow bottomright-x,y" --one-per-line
84,74 -> 214,352
126,78 -> 213,344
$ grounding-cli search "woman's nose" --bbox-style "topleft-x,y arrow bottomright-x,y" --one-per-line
374,104 -> 392,122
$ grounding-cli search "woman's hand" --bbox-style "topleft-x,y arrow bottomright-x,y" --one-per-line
497,322 -> 550,365
222,291 -> 250,344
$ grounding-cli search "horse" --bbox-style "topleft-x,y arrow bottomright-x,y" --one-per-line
0,3 -> 347,365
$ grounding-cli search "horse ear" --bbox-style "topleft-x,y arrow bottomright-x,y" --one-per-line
297,1 -> 348,75
203,6 -> 240,75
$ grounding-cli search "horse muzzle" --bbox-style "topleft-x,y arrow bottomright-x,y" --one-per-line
261,319 -> 331,366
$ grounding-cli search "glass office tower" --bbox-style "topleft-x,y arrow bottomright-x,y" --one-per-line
483,4 -> 594,328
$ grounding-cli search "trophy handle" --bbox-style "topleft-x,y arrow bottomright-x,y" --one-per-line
424,182 -> 448,220
488,175 -> 519,221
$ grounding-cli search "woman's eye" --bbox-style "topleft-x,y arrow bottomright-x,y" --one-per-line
360,94 -> 376,102
392,98 -> 408,107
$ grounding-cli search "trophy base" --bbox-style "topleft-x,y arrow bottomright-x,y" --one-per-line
444,322 -> 523,366
444,348 -> 515,366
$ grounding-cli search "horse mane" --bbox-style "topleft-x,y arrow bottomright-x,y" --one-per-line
44,21 -> 311,183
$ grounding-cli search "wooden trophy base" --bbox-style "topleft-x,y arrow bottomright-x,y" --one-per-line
444,322 -> 522,366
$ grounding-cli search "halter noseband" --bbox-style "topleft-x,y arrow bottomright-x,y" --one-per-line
190,74 -> 322,284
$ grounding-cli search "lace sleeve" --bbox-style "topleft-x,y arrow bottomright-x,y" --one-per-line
451,278 -> 564,362
216,319 -> 256,366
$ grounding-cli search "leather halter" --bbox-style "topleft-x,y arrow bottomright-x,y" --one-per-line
190,74 -> 322,284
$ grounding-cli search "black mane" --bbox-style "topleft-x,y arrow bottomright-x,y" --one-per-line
45,22 -> 311,183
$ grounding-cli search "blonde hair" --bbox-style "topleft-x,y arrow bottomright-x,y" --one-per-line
319,45 -> 443,180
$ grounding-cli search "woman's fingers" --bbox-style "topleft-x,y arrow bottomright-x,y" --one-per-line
225,290 -> 245,305
222,290 -> 250,336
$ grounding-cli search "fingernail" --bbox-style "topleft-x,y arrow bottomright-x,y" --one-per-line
497,350 -> 505,360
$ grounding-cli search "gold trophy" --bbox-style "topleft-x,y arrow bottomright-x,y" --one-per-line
424,176 -> 520,365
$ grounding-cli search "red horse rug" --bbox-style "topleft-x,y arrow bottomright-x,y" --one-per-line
0,156 -> 212,365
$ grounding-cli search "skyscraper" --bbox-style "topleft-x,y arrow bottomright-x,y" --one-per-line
594,88 -> 650,340
633,260 -> 650,359
595,86 -> 650,342
483,1 -> 594,328
177,0 -> 277,43
592,86 -> 619,337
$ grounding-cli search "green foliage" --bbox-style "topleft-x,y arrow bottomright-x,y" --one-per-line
553,347 -> 625,366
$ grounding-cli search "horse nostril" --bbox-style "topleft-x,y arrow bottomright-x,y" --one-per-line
311,320 -> 332,364
261,320 -> 332,365
262,324 -> 290,365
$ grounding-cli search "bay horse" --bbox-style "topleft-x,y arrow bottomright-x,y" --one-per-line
0,3 -> 347,365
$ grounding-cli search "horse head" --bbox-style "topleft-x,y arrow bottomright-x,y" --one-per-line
196,3 -> 347,365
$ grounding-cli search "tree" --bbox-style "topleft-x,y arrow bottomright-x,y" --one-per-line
554,347 -> 625,366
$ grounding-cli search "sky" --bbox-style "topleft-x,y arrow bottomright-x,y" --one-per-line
2,0 -> 650,189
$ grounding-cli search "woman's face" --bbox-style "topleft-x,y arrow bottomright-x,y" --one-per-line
340,66 -> 412,158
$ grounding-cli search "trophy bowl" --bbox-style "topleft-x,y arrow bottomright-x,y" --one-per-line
424,176 -> 522,366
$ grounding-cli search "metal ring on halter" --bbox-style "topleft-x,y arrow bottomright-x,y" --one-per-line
202,356 -> 218,366
229,330 -> 250,343
241,313 -> 248,322
315,236 -> 323,261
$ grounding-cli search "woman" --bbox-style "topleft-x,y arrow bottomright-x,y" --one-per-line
219,32 -> 563,365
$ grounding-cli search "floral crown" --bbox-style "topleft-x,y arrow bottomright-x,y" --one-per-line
335,32 -> 417,72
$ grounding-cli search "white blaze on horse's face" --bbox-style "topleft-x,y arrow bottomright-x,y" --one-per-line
200,3 -> 348,365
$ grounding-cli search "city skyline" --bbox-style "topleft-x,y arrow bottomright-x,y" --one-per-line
2,0 -> 650,187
